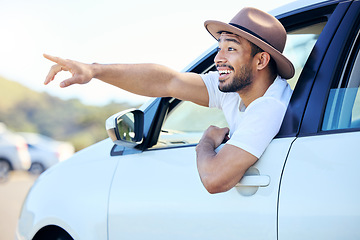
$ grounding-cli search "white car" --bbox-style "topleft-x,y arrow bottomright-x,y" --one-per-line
18,132 -> 75,175
17,0 -> 360,239
26,143 -> 62,175
0,123 -> 31,181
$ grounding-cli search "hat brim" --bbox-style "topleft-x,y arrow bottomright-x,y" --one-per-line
205,20 -> 295,79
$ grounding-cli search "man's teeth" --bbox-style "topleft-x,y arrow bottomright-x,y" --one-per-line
219,70 -> 232,75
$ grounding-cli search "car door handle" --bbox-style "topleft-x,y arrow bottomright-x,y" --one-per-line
235,175 -> 270,187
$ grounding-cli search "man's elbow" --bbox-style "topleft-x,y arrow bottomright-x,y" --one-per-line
201,177 -> 235,194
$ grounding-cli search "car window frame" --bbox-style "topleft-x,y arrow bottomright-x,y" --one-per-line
321,28 -> 360,131
277,0 -> 350,137
298,0 -> 360,137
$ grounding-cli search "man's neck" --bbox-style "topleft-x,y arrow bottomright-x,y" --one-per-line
238,75 -> 276,107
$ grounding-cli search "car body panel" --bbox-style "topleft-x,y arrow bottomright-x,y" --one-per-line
108,137 -> 295,240
278,132 -> 360,239
17,139 -> 117,240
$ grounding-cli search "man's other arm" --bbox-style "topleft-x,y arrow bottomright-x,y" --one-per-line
196,126 -> 258,194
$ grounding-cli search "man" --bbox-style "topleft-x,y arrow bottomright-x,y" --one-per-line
44,7 -> 294,194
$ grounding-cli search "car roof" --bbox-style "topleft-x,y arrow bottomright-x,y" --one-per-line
269,0 -> 338,16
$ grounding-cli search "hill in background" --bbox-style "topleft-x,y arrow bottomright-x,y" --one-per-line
0,76 -> 136,151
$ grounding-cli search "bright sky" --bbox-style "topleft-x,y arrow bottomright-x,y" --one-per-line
0,0 -> 295,106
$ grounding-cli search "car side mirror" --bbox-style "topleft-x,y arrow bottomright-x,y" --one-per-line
106,109 -> 144,147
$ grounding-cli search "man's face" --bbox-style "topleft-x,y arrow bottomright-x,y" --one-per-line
215,33 -> 254,93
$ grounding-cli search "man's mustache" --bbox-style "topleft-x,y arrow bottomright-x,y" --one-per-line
216,64 -> 235,71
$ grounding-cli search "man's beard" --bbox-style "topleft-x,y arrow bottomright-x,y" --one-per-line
218,64 -> 253,93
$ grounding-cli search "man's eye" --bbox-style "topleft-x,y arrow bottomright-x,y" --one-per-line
217,47 -> 235,52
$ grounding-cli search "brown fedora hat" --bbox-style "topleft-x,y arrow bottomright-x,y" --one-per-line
205,7 -> 295,79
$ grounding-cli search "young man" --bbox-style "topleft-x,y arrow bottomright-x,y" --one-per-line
44,7 -> 294,194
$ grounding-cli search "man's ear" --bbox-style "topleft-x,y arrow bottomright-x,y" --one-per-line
256,52 -> 271,71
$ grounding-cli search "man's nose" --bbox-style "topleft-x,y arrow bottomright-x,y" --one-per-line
214,49 -> 226,64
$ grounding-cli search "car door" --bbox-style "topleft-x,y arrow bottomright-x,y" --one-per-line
107,2 -> 346,239
107,110 -> 295,240
278,1 -> 360,239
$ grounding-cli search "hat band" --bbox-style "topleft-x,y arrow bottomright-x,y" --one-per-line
229,23 -> 275,50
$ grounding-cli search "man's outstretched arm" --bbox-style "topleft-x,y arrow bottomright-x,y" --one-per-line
43,54 -> 209,107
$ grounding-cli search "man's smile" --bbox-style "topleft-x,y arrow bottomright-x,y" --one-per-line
217,65 -> 234,81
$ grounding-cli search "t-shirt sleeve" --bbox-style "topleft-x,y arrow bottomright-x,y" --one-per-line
226,97 -> 287,158
200,71 -> 223,109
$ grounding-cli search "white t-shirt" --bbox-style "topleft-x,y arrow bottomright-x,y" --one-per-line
201,71 -> 292,158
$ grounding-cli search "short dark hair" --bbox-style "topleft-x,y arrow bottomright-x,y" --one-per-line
248,41 -> 277,77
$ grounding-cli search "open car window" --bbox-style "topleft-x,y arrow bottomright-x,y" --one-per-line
152,15 -> 328,149
285,21 -> 326,89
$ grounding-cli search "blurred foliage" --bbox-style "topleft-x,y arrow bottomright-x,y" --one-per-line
0,76 -> 137,151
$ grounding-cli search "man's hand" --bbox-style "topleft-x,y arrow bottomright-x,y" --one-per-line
196,125 -> 230,150
196,125 -> 257,194
43,54 -> 94,88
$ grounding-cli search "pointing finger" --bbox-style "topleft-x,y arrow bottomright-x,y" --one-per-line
43,54 -> 73,85
43,53 -> 68,66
